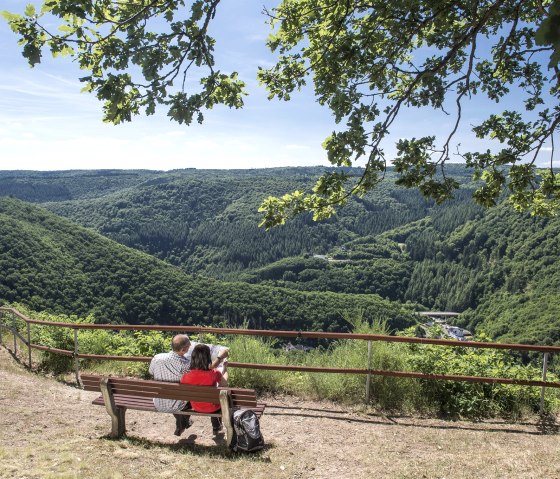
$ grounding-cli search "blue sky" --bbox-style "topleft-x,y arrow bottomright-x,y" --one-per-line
0,1 -> 557,171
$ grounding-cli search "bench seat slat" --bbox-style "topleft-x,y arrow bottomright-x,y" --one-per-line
92,395 -> 265,419
92,396 -> 222,415
91,394 -> 261,411
82,382 -> 220,399
82,381 -> 102,391
110,386 -> 222,402
232,395 -> 257,401
86,386 -> 256,405
232,400 -> 258,407
81,375 -> 258,400
81,377 -> 101,384
109,380 -> 216,392
105,381 -> 250,399
83,385 -> 101,392
82,375 -> 257,394
92,396 -> 155,411
94,376 -> 255,393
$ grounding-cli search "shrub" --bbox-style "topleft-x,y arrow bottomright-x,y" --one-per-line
406,338 -> 559,418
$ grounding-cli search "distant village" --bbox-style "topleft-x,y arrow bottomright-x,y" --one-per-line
280,312 -> 473,354
416,312 -> 473,341
282,342 -> 313,352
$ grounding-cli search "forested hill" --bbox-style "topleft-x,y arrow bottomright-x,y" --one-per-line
0,198 -> 414,332
0,166 -> 480,279
0,168 -> 559,345
452,207 -> 560,345
241,205 -> 560,345
0,169 -> 156,202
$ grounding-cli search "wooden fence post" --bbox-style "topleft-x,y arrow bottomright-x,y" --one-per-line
539,352 -> 549,415
12,313 -> 17,355
74,328 -> 81,387
27,321 -> 32,369
365,341 -> 372,403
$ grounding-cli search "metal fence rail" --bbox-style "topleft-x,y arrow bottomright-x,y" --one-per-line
1,306 -> 559,412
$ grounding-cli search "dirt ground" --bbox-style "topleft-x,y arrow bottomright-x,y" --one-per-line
0,346 -> 559,479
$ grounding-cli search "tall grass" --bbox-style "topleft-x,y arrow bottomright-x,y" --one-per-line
284,315 -> 421,412
226,334 -> 284,390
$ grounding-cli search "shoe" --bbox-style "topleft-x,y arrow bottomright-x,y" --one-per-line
212,425 -> 223,435
174,421 -> 185,436
174,417 -> 193,436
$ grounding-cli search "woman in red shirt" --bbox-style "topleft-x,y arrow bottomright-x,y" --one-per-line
180,344 -> 228,435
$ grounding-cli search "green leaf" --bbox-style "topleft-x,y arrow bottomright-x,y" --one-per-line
57,24 -> 75,33
1,10 -> 22,22
535,0 -> 560,67
24,4 -> 36,17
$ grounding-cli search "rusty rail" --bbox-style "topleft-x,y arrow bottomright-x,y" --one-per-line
3,307 -> 559,354
1,307 -> 559,400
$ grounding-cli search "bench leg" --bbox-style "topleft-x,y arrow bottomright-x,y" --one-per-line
219,390 -> 234,447
100,378 -> 126,438
111,408 -> 126,438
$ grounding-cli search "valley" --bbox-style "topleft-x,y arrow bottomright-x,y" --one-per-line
0,166 -> 558,345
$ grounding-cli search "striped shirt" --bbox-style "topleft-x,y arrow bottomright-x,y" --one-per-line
148,351 -> 190,413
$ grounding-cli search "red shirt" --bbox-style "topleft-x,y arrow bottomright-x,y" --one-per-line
180,369 -> 223,413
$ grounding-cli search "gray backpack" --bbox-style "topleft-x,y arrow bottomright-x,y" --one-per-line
230,409 -> 265,452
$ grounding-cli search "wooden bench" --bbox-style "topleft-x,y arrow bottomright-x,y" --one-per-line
81,374 -> 265,447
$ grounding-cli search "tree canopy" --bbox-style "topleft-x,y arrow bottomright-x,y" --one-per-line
3,0 -> 560,225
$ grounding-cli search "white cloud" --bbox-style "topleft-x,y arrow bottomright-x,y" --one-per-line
0,110 -> 329,170
164,130 -> 187,138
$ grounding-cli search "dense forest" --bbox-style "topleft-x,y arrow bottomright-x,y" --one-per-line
0,167 -> 479,277
0,167 -> 558,345
0,197 -> 414,333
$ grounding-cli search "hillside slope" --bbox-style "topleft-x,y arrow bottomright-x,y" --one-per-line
1,168 -> 559,345
451,207 -> 560,345
0,198 -> 413,331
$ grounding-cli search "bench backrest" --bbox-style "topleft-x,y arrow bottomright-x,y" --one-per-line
81,374 -> 259,408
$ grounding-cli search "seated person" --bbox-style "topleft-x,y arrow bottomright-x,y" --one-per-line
184,340 -> 229,372
180,343 -> 228,435
149,334 -> 193,436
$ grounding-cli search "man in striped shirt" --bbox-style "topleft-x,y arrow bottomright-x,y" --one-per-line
149,334 -> 229,436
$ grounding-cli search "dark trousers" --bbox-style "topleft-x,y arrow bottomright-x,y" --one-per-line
211,416 -> 222,430
173,413 -> 191,428
176,415 -> 220,429
174,402 -> 192,430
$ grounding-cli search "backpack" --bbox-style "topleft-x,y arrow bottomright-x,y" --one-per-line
230,409 -> 265,452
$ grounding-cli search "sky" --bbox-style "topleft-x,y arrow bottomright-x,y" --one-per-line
0,1 -> 557,172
